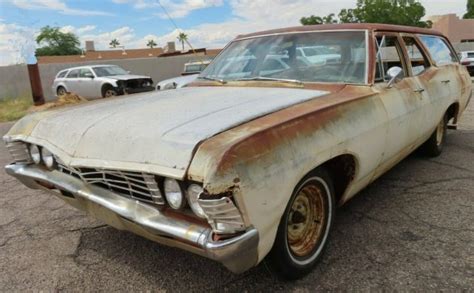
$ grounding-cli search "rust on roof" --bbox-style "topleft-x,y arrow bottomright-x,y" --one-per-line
236,23 -> 446,40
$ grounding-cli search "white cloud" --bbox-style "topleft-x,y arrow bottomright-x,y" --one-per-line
12,0 -> 113,16
0,23 -> 37,66
113,0 -> 224,18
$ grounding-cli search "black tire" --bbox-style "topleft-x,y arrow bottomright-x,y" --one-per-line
102,85 -> 118,98
267,168 -> 335,280
421,114 -> 448,157
57,86 -> 67,96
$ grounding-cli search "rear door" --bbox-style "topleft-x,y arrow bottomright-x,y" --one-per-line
418,35 -> 470,125
65,69 -> 80,94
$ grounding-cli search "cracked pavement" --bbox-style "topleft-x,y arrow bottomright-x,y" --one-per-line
1,99 -> 473,291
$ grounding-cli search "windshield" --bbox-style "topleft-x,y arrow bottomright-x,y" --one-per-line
93,66 -> 128,77
200,31 -> 367,84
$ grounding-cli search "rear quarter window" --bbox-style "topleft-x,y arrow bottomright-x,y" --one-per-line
419,35 -> 458,66
56,71 -> 68,78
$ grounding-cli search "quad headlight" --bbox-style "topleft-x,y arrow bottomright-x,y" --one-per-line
163,178 -> 186,210
41,148 -> 55,169
187,184 -> 206,218
29,144 -> 41,164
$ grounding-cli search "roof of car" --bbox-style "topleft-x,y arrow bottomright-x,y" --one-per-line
236,23 -> 446,40
62,64 -> 116,71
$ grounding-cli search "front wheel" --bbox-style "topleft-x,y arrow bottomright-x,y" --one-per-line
102,85 -> 118,98
421,114 -> 448,157
267,168 -> 335,280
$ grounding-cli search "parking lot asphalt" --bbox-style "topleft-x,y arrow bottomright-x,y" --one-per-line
1,99 -> 473,292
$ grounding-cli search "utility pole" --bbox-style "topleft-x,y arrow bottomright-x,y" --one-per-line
27,63 -> 45,106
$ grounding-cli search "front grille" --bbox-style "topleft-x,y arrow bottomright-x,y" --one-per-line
57,163 -> 164,205
6,141 -> 32,164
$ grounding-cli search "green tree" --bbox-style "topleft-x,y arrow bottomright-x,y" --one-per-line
464,0 -> 474,19
301,0 -> 432,28
35,26 -> 81,56
109,39 -> 120,48
146,39 -> 157,49
301,15 -> 324,25
177,32 -> 188,51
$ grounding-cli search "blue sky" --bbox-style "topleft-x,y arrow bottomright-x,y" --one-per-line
0,0 -> 468,66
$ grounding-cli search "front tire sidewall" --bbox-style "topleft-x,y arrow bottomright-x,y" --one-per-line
268,169 -> 335,279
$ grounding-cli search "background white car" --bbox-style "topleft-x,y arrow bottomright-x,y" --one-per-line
52,65 -> 154,98
460,51 -> 474,76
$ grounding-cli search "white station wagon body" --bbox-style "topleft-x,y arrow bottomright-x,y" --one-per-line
4,24 -> 472,277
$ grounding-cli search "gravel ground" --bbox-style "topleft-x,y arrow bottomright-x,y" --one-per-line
0,96 -> 473,291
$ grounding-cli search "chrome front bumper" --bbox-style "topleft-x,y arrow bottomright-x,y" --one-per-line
5,163 -> 259,273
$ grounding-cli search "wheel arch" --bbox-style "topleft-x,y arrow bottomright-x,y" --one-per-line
446,102 -> 460,124
306,153 -> 358,206
101,83 -> 115,97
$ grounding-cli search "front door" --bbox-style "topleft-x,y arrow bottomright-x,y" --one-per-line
372,33 -> 427,179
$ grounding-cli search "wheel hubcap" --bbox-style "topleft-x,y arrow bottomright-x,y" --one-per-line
436,119 -> 444,146
105,90 -> 116,97
287,183 -> 326,257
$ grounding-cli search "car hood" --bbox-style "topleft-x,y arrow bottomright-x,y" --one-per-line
6,86 -> 329,179
106,74 -> 151,80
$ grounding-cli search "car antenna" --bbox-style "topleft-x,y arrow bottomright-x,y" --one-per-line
155,0 -> 205,63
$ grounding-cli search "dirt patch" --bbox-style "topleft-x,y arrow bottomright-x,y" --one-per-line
28,93 -> 88,113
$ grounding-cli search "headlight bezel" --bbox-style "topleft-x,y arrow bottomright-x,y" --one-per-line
186,184 -> 207,218
163,178 -> 186,210
28,144 -> 42,164
41,147 -> 56,169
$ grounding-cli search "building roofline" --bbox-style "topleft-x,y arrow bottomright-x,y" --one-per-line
235,23 -> 446,40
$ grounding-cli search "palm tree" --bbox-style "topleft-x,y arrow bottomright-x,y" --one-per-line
109,38 -> 120,48
177,32 -> 188,51
146,39 -> 157,49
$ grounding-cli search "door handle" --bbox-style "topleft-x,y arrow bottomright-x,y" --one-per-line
414,88 -> 425,93
441,80 -> 451,84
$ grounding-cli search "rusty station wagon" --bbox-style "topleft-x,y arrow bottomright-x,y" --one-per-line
4,24 -> 472,279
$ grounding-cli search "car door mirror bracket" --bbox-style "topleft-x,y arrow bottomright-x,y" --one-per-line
386,66 -> 403,88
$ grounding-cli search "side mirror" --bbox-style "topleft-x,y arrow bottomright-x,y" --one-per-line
386,66 -> 403,88
84,73 -> 94,79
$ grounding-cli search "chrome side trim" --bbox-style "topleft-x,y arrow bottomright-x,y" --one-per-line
5,163 -> 259,273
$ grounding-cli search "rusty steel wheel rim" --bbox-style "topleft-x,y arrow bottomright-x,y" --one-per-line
436,118 -> 444,146
287,180 -> 327,259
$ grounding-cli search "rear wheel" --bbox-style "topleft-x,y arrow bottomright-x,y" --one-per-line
421,114 -> 448,157
57,86 -> 67,96
267,168 -> 335,280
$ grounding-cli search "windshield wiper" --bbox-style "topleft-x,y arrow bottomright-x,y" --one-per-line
234,76 -> 303,85
197,76 -> 227,84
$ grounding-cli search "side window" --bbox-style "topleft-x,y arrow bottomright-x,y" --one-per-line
79,68 -> 93,78
402,37 -> 431,76
419,35 -> 457,66
375,36 -> 407,82
67,69 -> 79,78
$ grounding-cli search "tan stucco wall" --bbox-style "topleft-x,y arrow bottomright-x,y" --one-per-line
430,14 -> 474,43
